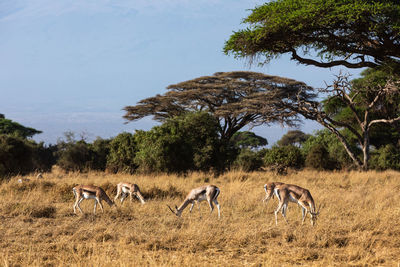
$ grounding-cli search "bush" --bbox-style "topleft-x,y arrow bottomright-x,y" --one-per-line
305,144 -> 336,170
106,132 -> 138,173
369,144 -> 400,170
90,138 -> 110,171
0,134 -> 35,178
302,130 -> 354,169
232,149 -> 264,172
134,112 -> 222,173
264,145 -> 304,171
32,142 -> 58,172
57,140 -> 94,172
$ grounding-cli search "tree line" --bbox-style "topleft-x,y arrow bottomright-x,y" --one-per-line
1,107 -> 400,180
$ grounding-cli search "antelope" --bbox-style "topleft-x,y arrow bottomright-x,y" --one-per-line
167,185 -> 221,219
114,182 -> 145,204
72,185 -> 115,214
265,182 -> 321,226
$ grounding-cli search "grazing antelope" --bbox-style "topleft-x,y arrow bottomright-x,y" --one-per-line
167,185 -> 221,219
72,185 -> 114,214
114,182 -> 145,204
271,183 -> 321,226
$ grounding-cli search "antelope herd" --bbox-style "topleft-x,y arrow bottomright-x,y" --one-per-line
67,180 -> 320,225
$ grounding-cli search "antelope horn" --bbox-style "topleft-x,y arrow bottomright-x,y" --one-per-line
166,205 -> 178,216
312,203 -> 323,216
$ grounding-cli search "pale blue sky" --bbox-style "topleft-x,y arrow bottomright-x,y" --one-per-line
1,0 -> 361,145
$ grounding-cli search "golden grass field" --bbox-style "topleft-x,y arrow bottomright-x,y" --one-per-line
0,169 -> 399,266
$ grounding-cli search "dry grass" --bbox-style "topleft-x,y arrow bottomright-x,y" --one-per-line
1,170 -> 400,266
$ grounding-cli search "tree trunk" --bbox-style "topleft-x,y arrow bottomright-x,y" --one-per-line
361,129 -> 370,171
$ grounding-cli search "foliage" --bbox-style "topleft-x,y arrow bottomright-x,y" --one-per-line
134,112 -> 222,173
123,71 -> 315,141
369,144 -> 400,170
305,144 -> 335,170
31,142 -> 58,172
302,130 -> 353,169
277,130 -> 310,147
0,116 -> 42,139
56,140 -> 94,172
90,138 -> 111,171
224,0 -> 400,70
0,135 -> 35,178
280,72 -> 400,170
231,149 -> 264,172
324,68 -> 400,150
264,145 -> 304,170
230,131 -> 267,149
106,132 -> 138,174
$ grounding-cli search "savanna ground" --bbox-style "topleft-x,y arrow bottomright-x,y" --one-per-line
0,169 -> 399,266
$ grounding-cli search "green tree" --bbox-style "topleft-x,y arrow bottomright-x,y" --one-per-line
107,133 -> 138,174
369,144 -> 400,170
0,135 -> 35,178
301,130 -> 353,169
305,144 -> 334,170
90,138 -> 111,171
134,112 -> 222,173
232,149 -> 264,172
0,115 -> 42,138
231,131 -> 268,149
57,140 -> 94,172
277,130 -> 311,147
224,0 -> 400,70
123,71 -> 315,142
264,145 -> 304,171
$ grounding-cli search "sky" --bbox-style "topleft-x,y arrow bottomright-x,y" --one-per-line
0,0 -> 362,146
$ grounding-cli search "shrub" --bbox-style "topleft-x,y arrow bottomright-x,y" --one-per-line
264,145 -> 304,170
302,130 -> 354,169
90,138 -> 111,171
106,132 -> 138,173
232,149 -> 264,172
57,140 -> 94,172
305,144 -> 336,170
369,144 -> 400,170
0,134 -> 35,178
32,142 -> 58,172
134,112 -> 222,173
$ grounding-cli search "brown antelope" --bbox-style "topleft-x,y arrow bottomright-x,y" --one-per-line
114,182 -> 145,204
72,185 -> 114,214
167,185 -> 221,219
264,182 -> 321,226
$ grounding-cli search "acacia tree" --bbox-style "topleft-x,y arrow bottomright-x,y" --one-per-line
277,130 -> 311,147
124,71 -> 315,142
282,75 -> 400,170
0,115 -> 42,139
224,0 -> 400,70
224,0 -> 400,170
231,131 -> 268,149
